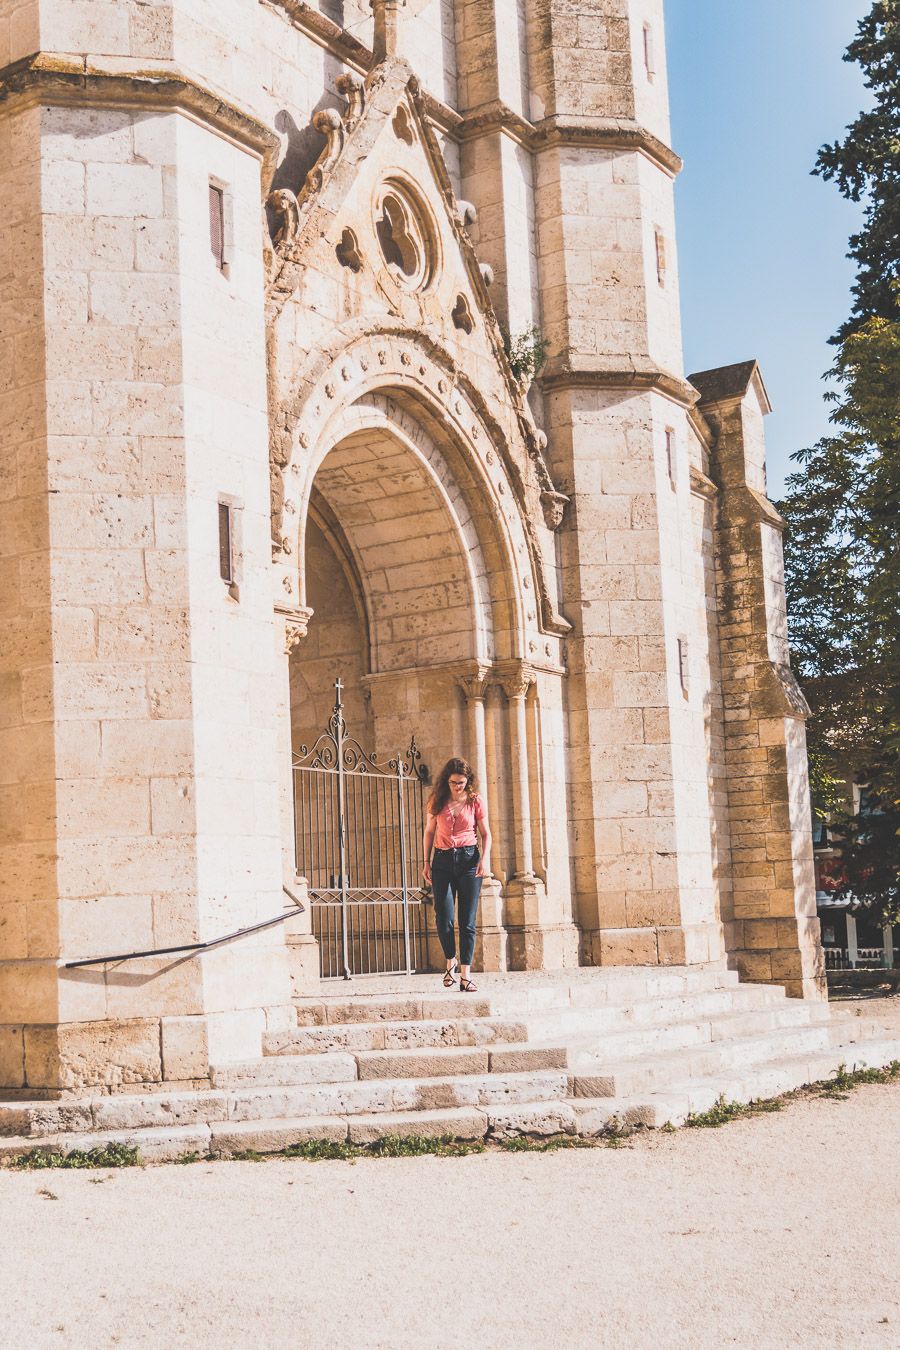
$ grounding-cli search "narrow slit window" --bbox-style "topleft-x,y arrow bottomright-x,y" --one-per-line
665,427 -> 676,484
643,24 -> 656,79
678,637 -> 689,694
209,183 -> 226,270
218,501 -> 233,584
655,228 -> 667,286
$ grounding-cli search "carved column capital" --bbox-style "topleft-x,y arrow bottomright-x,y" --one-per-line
278,606 -> 314,654
495,661 -> 536,702
455,661 -> 492,703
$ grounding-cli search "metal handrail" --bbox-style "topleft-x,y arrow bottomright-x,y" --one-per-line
62,886 -> 305,970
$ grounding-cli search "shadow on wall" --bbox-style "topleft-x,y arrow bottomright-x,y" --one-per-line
266,33 -> 346,238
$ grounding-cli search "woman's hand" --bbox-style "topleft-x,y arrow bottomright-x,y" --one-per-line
422,861 -> 431,884
476,857 -> 489,878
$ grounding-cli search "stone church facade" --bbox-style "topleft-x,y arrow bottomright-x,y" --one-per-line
0,0 -> 824,1095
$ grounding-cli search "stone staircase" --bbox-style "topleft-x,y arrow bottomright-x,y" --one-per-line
2,965 -> 899,1163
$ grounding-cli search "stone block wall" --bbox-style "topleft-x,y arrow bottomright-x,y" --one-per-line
694,363 -> 825,999
0,76 -> 296,1089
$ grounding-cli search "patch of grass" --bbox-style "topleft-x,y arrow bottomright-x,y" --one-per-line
496,1133 -> 595,1153
816,1060 -> 900,1097
282,1138 -> 358,1161
685,1096 -> 751,1129
175,1151 -> 204,1165
749,1098 -> 784,1114
10,1142 -> 141,1171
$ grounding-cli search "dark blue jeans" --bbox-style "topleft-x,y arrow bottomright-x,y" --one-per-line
431,846 -> 482,967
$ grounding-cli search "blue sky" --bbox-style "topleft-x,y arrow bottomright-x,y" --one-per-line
665,0 -> 871,496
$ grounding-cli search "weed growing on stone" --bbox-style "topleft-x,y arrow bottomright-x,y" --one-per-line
10,1142 -> 142,1170
368,1134 -> 485,1158
496,1134 -> 595,1153
820,1061 -> 900,1096
685,1096 -> 751,1129
281,1138 -> 358,1161
175,1151 -> 205,1165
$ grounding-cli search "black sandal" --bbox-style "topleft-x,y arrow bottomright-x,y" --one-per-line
443,962 -> 458,988
459,977 -> 477,993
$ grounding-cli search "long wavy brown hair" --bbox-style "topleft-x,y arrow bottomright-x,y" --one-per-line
428,757 -> 478,816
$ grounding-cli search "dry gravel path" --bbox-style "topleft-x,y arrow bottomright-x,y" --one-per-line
1,1074 -> 898,1350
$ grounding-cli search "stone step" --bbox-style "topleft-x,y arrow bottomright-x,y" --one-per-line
0,1091 -> 226,1140
211,1052 -> 359,1090
4,1033 -> 898,1163
555,1000 -> 834,1068
571,1022 -> 842,1098
515,982 -> 792,1041
293,965 -> 742,1028
571,1034 -> 900,1133
0,1066 -> 571,1139
226,1069 -> 570,1123
292,994 -> 492,1026
479,965 -> 740,1017
0,1123 -> 213,1166
263,1016 -> 528,1057
213,1042 -> 566,1092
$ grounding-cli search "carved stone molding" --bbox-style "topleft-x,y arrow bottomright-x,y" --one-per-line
494,661 -> 536,701
540,490 -> 567,531
0,55 -> 280,187
279,606 -> 315,653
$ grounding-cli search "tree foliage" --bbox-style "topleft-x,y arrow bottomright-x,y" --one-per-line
777,1 -> 900,922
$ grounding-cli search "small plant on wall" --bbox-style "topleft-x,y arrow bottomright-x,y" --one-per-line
501,325 -> 550,388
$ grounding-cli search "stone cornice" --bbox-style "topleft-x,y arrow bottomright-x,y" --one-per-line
457,101 -> 682,176
540,359 -> 699,409
0,53 -> 280,188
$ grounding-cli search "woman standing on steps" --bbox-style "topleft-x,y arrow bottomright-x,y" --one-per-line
422,757 -> 491,993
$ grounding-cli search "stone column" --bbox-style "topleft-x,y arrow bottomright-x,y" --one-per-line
279,608 -> 320,996
495,661 -> 578,969
501,664 -> 539,884
694,361 -> 826,999
457,663 -> 508,972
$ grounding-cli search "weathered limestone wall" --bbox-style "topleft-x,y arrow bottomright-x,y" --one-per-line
0,101 -> 53,1087
530,0 -> 723,967
695,365 -> 825,999
0,81 -> 296,1089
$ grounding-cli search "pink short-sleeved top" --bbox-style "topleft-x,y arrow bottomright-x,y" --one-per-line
430,793 -> 485,849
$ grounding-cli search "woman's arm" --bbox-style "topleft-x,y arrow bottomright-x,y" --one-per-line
476,811 -> 492,878
422,813 -> 436,883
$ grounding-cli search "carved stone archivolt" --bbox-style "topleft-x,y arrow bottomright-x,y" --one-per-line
264,54 -> 572,645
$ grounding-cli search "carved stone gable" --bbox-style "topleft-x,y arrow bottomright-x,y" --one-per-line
264,55 -> 569,637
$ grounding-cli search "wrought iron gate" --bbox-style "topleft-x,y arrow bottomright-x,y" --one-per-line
292,679 -> 432,979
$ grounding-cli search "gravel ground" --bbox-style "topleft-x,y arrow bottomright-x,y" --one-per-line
1,1073 -> 899,1350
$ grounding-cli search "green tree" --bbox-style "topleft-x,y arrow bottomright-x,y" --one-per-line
777,0 -> 900,922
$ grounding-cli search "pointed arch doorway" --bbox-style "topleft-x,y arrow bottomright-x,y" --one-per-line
292,677 -> 431,979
